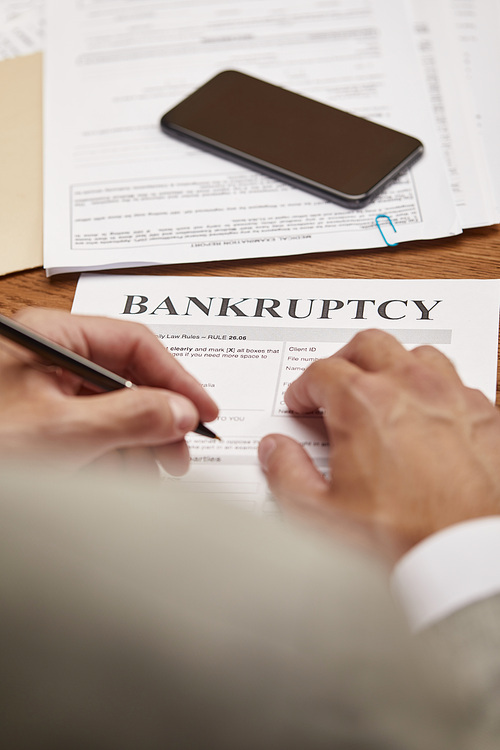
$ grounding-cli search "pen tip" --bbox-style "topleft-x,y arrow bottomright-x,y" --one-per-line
194,422 -> 221,441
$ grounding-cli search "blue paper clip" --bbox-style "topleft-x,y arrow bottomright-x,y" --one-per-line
375,214 -> 398,246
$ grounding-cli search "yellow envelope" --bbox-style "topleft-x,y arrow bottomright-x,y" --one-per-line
0,52 -> 43,275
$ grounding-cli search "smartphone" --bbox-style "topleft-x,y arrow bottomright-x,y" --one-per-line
160,70 -> 424,209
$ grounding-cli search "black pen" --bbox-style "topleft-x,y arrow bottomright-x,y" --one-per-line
0,312 -> 220,441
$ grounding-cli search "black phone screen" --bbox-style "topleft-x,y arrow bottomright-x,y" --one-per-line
160,70 -> 423,209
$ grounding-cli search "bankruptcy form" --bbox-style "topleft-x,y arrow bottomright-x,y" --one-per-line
72,276 -> 500,512
44,0 -> 460,276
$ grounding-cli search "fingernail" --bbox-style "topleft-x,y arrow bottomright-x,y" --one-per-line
169,395 -> 197,433
258,437 -> 276,471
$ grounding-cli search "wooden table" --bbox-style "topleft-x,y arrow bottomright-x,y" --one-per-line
1,224 -> 499,401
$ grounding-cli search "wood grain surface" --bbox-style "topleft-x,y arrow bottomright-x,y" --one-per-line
1,225 -> 499,400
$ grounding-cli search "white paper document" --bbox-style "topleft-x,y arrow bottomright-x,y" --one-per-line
411,0 -> 499,228
44,0 -> 461,276
72,275 -> 500,512
450,0 -> 500,214
0,0 -> 43,61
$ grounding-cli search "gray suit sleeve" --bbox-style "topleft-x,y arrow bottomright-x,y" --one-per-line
421,594 -> 500,747
0,464 -> 484,749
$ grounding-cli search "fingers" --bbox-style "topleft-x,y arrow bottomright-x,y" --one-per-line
118,447 -> 161,477
410,344 -> 461,378
61,386 -> 202,464
332,329 -> 408,371
284,356 -> 362,416
285,331 -> 462,416
7,308 -> 219,471
258,434 -> 328,507
86,441 -> 192,479
335,331 -> 461,383
284,330 -> 406,415
154,441 -> 191,477
85,447 -> 162,479
14,308 -> 219,422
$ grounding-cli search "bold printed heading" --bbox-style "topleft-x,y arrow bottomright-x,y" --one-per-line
121,295 -> 442,321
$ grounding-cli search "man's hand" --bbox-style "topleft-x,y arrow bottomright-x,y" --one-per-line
259,330 -> 500,559
0,308 -> 218,474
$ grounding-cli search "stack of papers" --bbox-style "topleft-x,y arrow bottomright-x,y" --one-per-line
40,0 -> 500,275
0,1 -> 43,61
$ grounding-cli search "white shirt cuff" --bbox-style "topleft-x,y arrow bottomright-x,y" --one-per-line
391,516 -> 500,632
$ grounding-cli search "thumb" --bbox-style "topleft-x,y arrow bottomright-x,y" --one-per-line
258,434 -> 328,509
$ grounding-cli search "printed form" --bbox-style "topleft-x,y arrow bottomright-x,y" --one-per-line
72,276 -> 500,512
411,0 -> 498,228
44,0 -> 460,275
450,0 -> 500,213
